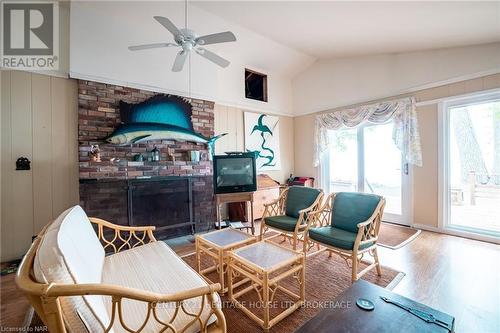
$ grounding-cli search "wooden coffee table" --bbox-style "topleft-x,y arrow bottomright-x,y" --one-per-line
227,240 -> 305,332
295,279 -> 455,333
195,228 -> 256,294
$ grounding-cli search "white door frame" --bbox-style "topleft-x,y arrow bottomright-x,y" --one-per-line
438,89 -> 500,243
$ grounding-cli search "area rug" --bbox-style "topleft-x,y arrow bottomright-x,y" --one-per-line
378,222 -> 421,249
181,239 -> 404,333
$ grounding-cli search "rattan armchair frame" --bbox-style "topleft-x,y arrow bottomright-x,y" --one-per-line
303,193 -> 386,282
259,187 -> 324,251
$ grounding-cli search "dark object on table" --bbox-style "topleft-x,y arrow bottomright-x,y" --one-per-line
16,157 -> 31,170
356,298 -> 375,311
380,296 -> 451,332
295,280 -> 455,333
286,175 -> 314,187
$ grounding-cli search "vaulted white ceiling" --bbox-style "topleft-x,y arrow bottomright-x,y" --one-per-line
194,1 -> 500,59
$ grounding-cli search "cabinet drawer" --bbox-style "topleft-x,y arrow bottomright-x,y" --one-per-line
253,188 -> 280,220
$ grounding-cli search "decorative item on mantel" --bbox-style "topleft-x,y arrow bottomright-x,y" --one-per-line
89,145 -> 101,162
151,146 -> 160,162
167,147 -> 176,162
190,151 -> 200,162
104,95 -> 227,158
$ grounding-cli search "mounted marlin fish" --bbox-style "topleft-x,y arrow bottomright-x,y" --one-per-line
105,95 -> 226,156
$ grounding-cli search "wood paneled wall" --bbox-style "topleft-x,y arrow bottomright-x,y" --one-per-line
1,71 -> 79,262
214,105 -> 294,184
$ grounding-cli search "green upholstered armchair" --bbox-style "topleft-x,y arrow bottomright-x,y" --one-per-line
304,192 -> 386,282
260,186 -> 323,250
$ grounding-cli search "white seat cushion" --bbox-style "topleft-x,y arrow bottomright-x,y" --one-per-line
102,241 -> 220,333
34,205 -> 111,332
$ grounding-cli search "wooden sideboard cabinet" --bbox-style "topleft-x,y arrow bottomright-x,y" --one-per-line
252,186 -> 281,220
228,174 -> 281,222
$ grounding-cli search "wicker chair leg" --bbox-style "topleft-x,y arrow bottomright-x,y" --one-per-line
373,247 -> 382,276
259,221 -> 266,241
351,256 -> 359,282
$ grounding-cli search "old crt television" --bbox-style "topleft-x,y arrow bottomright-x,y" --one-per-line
214,152 -> 257,194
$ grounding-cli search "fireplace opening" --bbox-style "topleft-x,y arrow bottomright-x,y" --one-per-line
129,178 -> 193,233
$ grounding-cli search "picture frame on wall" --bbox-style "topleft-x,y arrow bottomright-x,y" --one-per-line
244,112 -> 281,171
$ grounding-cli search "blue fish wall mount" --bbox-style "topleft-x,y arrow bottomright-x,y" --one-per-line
106,94 -> 226,156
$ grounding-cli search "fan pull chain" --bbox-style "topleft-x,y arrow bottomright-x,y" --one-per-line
185,0 -> 188,29
189,52 -> 192,99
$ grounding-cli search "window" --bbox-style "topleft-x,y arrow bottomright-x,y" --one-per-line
323,120 -> 411,225
245,69 -> 268,102
440,91 -> 500,239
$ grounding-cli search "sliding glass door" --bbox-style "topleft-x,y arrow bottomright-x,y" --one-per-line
441,92 -> 500,238
324,121 -> 410,225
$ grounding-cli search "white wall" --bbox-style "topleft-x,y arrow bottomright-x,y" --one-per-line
70,1 -> 313,116
292,43 -> 500,115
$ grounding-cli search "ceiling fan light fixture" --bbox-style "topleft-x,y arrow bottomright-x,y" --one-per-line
129,15 -> 236,72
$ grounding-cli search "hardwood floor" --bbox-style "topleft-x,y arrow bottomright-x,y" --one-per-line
378,230 -> 500,333
1,229 -> 498,332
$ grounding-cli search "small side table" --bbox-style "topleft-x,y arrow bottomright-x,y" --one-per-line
215,192 -> 255,235
195,228 -> 257,294
227,240 -> 306,332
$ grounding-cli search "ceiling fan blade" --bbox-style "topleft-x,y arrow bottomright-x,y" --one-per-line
172,50 -> 188,72
195,48 -> 230,68
128,43 -> 176,51
154,16 -> 181,37
196,31 -> 236,46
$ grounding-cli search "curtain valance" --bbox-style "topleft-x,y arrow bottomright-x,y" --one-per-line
313,97 -> 422,167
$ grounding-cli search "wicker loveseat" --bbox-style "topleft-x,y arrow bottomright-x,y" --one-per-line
16,205 -> 226,333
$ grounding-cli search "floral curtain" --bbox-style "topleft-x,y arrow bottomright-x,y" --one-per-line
314,97 -> 422,167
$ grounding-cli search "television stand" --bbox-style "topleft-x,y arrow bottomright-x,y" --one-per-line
215,192 -> 255,235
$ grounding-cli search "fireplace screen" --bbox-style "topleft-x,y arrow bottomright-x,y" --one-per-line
129,179 -> 193,232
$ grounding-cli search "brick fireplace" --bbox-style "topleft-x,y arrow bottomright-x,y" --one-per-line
78,80 -> 216,239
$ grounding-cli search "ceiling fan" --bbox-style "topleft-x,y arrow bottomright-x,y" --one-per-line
128,14 -> 237,72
